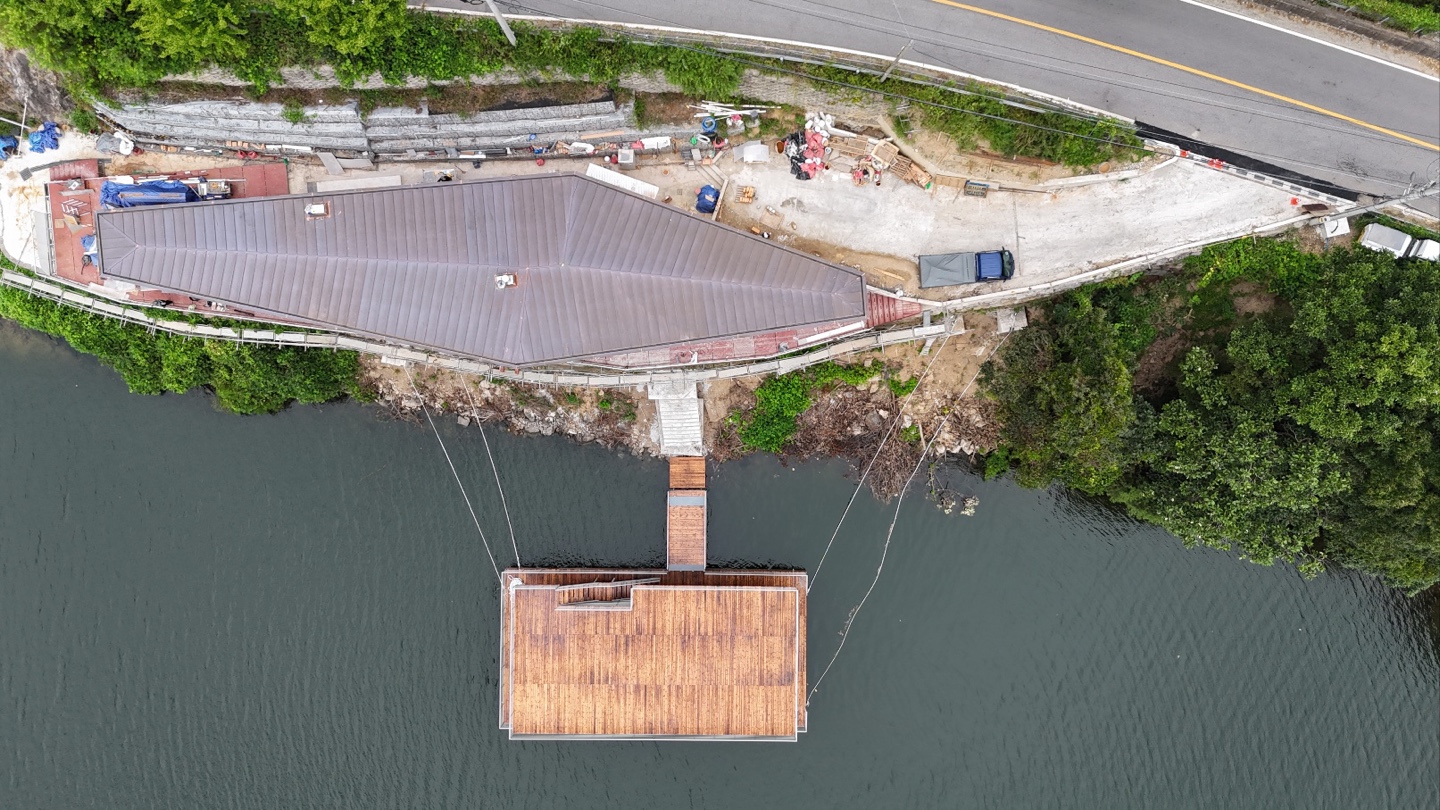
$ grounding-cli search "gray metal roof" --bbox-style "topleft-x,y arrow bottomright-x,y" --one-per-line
95,173 -> 868,365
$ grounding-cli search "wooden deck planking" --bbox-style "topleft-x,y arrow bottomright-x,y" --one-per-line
668,456 -> 706,489
501,567 -> 806,732
666,495 -> 707,570
501,575 -> 803,738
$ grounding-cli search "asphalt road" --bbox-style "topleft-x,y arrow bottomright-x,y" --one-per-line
416,0 -> 1440,214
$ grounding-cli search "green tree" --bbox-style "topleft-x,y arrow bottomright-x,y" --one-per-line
270,0 -> 408,57
129,0 -> 247,63
982,286 -> 1144,494
1113,347 -> 1347,570
982,237 -> 1440,592
0,0 -> 172,89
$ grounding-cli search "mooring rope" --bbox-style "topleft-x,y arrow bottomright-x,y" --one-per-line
807,327 -> 957,594
806,333 -> 1009,705
808,414 -> 947,706
404,365 -> 502,584
461,379 -> 522,568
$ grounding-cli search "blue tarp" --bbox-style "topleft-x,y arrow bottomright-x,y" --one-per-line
695,184 -> 719,215
100,180 -> 199,209
27,121 -> 60,153
0,135 -> 18,159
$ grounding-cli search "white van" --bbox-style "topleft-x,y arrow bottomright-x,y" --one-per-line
1358,223 -> 1413,257
1408,239 -> 1439,262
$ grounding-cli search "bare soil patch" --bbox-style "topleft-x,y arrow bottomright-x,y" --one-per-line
633,92 -> 700,127
1132,329 -> 1192,394
1231,280 -> 1278,317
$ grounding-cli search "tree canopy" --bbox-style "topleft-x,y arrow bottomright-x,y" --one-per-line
985,236 -> 1440,593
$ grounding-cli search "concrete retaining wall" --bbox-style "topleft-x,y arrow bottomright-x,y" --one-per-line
96,98 -> 660,156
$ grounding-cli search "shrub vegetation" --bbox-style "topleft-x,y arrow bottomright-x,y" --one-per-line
0,275 -> 362,414
737,361 -> 875,452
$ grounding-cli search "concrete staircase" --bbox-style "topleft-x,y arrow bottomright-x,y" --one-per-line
649,381 -> 704,457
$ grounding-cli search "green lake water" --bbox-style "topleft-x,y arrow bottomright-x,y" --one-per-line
2,321 -> 1436,809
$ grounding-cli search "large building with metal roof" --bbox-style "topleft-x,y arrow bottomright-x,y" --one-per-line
94,174 -> 871,367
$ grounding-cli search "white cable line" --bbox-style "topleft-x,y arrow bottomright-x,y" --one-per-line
461,379 -> 522,568
807,414 -> 943,706
513,0 -> 1439,144
808,329 -> 957,594
806,335 -> 1007,706
405,365 -> 503,583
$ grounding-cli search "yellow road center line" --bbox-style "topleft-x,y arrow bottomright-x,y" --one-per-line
928,0 -> 1439,151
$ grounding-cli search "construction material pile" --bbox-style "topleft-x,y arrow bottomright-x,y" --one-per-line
26,121 -> 61,153
782,112 -> 933,189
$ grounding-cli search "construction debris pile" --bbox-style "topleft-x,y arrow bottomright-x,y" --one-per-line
783,111 -> 933,189
26,121 -> 61,153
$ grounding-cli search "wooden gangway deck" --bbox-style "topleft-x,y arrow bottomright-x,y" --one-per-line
666,457 -> 706,571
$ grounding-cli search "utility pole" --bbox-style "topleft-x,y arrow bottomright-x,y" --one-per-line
453,0 -> 517,46
1325,185 -> 1439,223
483,0 -> 517,47
879,40 -> 913,82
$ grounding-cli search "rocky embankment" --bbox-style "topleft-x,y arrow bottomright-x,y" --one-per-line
363,359 -> 657,454
364,348 -> 1002,501
0,47 -> 71,119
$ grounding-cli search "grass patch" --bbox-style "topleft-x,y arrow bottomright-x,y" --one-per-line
887,376 -> 919,398
1353,212 -> 1440,243
67,108 -> 100,133
280,97 -> 308,124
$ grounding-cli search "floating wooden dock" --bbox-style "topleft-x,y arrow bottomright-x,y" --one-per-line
497,456 -> 808,741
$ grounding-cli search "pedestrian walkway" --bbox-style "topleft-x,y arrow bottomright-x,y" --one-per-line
649,380 -> 704,456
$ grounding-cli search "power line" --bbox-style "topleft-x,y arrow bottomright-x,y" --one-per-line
501,2 -> 1146,153
460,379 -> 522,568
405,365 -> 503,583
810,328 -> 959,594
515,0 -> 1436,143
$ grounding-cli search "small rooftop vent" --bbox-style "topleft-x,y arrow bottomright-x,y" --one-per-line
495,273 -> 517,290
304,201 -> 331,220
